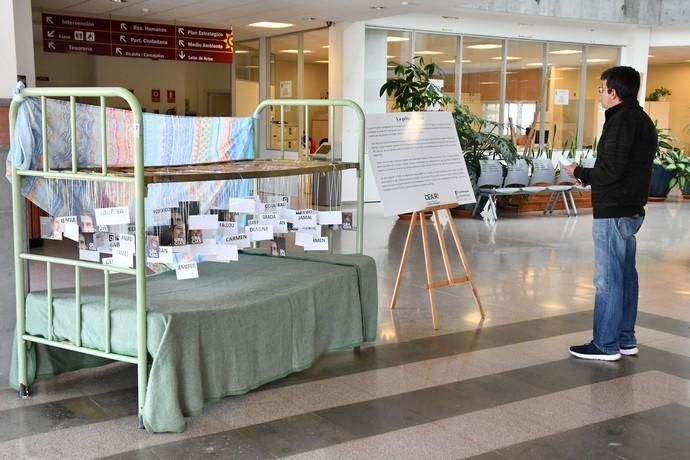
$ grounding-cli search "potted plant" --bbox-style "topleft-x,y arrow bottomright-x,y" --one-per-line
647,86 -> 672,102
658,148 -> 690,199
649,123 -> 676,200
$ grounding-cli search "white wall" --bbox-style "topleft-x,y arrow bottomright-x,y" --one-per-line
1,0 -> 34,98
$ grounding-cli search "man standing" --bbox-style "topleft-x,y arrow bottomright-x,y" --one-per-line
563,66 -> 657,361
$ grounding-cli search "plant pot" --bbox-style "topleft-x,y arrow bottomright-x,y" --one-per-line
648,164 -> 675,201
682,181 -> 690,199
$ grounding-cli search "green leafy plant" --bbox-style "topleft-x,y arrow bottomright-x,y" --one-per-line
647,86 -> 672,101
654,121 -> 674,158
654,148 -> 690,190
379,56 -> 450,111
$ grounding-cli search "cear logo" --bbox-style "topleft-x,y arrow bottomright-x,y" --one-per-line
425,193 -> 439,201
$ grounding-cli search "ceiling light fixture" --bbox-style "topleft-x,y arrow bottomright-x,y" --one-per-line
648,54 -> 655,58
249,21 -> 294,29
526,62 -> 543,66
415,50 -> 444,55
322,45 -> 329,49
479,81 -> 497,85
110,0 -> 127,3
234,50 -> 250,54
490,56 -> 521,60
141,7 -> 150,13
558,66 -> 577,70
280,49 -> 312,53
587,58 -> 609,63
315,60 -> 328,63
549,49 -> 582,55
387,36 -> 409,42
441,59 -> 472,63
467,44 -> 502,50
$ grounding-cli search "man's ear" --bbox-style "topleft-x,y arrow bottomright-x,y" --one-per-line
609,87 -> 619,101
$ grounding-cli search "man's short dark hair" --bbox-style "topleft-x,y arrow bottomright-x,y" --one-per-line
600,66 -> 640,102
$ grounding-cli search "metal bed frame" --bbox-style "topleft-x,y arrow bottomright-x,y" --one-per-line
10,87 -> 365,428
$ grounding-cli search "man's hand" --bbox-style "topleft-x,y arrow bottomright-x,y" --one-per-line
563,162 -> 578,179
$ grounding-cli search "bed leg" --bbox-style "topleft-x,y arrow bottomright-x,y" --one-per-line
353,346 -> 361,351
18,383 -> 30,399
137,415 -> 145,430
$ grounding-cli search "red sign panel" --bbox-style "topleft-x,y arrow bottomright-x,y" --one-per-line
42,13 -> 232,64
43,27 -> 110,44
113,32 -> 175,48
111,20 -> 175,37
43,41 -> 111,56
177,49 -> 234,63
152,89 -> 161,103
167,90 -> 176,103
42,13 -> 110,31
112,45 -> 176,61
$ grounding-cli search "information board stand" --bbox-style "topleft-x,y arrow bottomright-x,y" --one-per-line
365,111 -> 485,330
389,204 -> 484,330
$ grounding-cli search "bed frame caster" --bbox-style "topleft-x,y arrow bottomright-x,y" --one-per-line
18,384 -> 30,399
138,415 -> 145,430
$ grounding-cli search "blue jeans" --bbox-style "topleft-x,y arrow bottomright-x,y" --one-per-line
592,213 -> 644,354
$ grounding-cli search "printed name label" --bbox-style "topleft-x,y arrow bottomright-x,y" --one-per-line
176,262 -> 199,280
95,207 -> 130,226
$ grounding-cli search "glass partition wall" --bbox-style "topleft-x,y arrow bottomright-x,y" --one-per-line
377,30 -> 620,149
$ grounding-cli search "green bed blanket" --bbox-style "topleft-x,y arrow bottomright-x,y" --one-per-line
9,252 -> 378,432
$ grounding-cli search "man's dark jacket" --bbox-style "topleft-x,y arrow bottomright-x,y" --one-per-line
574,100 -> 657,218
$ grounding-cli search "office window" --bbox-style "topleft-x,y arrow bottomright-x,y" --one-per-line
584,46 -> 619,148
414,32 -> 457,102
234,40 -> 259,116
461,37 -> 504,121
547,43 -> 584,148
505,40 -> 544,144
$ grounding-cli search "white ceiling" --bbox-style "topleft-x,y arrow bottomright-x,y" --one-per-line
30,0 -> 493,42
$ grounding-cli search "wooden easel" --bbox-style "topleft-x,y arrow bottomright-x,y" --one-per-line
389,204 -> 485,330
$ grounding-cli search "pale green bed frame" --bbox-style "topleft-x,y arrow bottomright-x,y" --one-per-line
9,87 -> 365,428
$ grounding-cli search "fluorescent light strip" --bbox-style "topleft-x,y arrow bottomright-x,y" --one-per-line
280,49 -> 312,53
248,21 -> 294,28
387,36 -> 409,42
490,56 -> 521,60
441,59 -> 472,63
415,50 -> 444,55
549,49 -> 582,55
467,44 -> 502,49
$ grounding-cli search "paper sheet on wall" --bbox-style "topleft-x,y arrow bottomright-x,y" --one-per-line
365,111 -> 475,216
95,207 -> 130,226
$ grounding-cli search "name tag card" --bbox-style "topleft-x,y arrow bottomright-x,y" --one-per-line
260,212 -> 280,226
191,242 -> 217,256
172,245 -> 191,253
63,222 -> 80,242
246,218 -> 259,226
158,246 -> 173,263
295,231 -> 314,247
317,211 -> 343,226
153,207 -> 172,225
263,201 -> 288,214
216,244 -> 239,262
97,224 -> 109,233
227,198 -> 256,214
297,225 -> 321,236
119,233 -> 135,251
218,221 -> 238,235
102,257 -> 114,266
247,225 -> 273,242
305,237 -> 329,251
274,219 -> 288,234
294,211 -> 317,229
188,214 -> 218,230
224,233 -> 250,249
176,262 -> 199,280
95,207 -> 130,226
112,248 -> 133,268
79,249 -> 100,262
284,209 -> 297,223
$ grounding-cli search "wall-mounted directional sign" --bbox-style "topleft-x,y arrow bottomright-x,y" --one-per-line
42,13 -> 233,63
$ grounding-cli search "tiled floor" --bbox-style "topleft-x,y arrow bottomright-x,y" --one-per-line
1,195 -> 689,459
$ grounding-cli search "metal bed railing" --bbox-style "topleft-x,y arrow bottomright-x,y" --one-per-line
252,99 -> 366,254
9,87 -> 148,428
